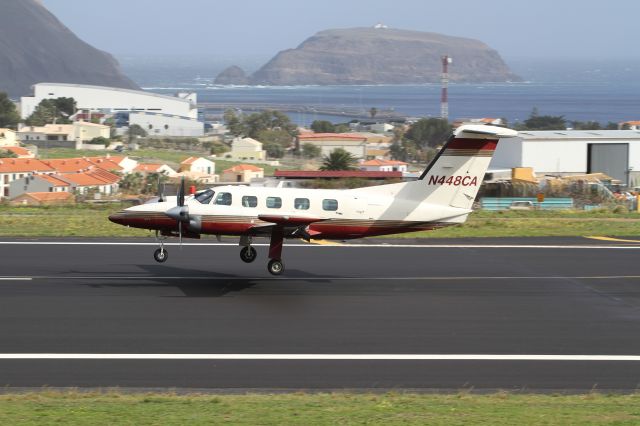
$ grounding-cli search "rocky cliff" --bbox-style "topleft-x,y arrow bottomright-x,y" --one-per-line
0,0 -> 139,97
250,27 -> 520,85
214,65 -> 249,85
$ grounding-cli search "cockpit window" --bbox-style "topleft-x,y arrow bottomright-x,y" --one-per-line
194,189 -> 215,204
214,192 -> 233,206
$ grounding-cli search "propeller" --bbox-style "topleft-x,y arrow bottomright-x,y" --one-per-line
157,175 -> 165,203
164,177 -> 189,247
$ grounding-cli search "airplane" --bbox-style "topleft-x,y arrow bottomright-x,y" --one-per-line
109,124 -> 518,275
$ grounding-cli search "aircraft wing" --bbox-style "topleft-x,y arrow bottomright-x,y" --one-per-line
257,214 -> 325,226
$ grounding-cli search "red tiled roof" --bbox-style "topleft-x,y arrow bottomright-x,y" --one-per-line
41,158 -> 94,173
2,146 -> 31,156
39,174 -> 71,187
134,163 -> 165,173
0,158 -> 54,173
62,169 -> 120,186
223,164 -> 263,173
181,156 -> 198,165
19,192 -> 74,202
86,157 -> 123,171
274,170 -> 402,179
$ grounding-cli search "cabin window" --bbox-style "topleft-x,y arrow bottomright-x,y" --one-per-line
322,199 -> 338,211
242,195 -> 258,208
194,189 -> 215,204
266,196 -> 282,209
214,192 -> 232,206
294,198 -> 310,210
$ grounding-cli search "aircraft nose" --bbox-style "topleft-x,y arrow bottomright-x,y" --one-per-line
108,211 -> 127,225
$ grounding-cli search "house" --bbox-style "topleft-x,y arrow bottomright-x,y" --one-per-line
133,163 -> 177,176
0,146 -> 35,158
0,128 -> 17,147
60,169 -> 120,195
0,158 -> 55,199
179,157 -> 215,175
620,121 -> 640,130
9,174 -> 74,199
17,122 -> 110,149
228,137 -> 266,161
297,133 -> 368,159
360,159 -> 408,172
221,164 -> 264,183
10,191 -> 74,206
41,158 -> 95,174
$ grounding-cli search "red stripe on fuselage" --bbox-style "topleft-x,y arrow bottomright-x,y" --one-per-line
447,138 -> 498,151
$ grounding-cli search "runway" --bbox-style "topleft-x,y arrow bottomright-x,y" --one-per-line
1,237 -> 640,391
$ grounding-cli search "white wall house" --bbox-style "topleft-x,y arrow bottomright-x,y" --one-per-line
360,159 -> 408,172
490,130 -> 640,185
179,157 -> 215,175
128,112 -> 204,137
228,137 -> 266,161
298,133 -> 368,159
18,122 -> 110,147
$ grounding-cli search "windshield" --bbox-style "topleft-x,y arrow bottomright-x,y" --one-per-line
194,188 -> 215,204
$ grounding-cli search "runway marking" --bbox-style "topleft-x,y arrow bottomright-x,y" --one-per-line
0,354 -> 639,361
1,275 -> 640,281
310,239 -> 343,246
0,241 -> 639,249
586,236 -> 640,244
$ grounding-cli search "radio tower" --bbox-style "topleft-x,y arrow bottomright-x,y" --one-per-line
440,55 -> 452,120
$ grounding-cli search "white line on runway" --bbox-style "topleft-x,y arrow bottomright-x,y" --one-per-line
0,241 -> 639,249
1,275 -> 639,281
0,354 -> 639,361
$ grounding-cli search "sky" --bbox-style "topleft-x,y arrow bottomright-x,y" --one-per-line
42,0 -> 637,61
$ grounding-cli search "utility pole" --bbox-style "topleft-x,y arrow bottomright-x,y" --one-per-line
440,55 -> 452,120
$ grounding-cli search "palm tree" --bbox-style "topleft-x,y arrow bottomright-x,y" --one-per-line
320,148 -> 357,171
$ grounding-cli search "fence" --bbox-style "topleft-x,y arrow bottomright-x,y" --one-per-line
480,197 -> 574,211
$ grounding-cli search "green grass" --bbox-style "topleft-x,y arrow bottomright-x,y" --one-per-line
0,391 -> 638,425
392,209 -> 640,239
0,205 -> 638,239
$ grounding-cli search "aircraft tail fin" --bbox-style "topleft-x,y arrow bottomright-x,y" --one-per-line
413,125 -> 518,210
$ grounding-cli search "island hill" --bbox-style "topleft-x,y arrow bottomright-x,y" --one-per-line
0,0 -> 138,97
215,27 -> 520,85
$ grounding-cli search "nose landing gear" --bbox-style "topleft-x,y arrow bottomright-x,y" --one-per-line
153,231 -> 169,263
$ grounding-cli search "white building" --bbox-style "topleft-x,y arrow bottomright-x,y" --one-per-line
490,130 -> 640,186
360,159 -> 408,172
298,133 -> 368,159
129,112 -> 204,137
179,157 -> 215,175
20,83 -> 203,137
0,129 -> 17,147
228,137 -> 265,161
17,122 -> 110,148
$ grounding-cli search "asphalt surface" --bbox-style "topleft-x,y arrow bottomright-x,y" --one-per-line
1,237 -> 640,391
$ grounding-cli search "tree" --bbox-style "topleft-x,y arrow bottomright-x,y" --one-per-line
570,120 -> 600,130
242,110 -> 297,139
369,107 -> 378,119
257,129 -> 293,148
404,118 -> 452,148
320,148 -> 357,171
302,143 -> 321,159
522,108 -> 566,130
0,149 -> 18,158
0,92 -> 20,129
25,97 -> 76,126
127,124 -> 147,138
310,120 -> 336,133
264,142 -> 285,158
223,109 -> 243,136
119,172 -> 144,194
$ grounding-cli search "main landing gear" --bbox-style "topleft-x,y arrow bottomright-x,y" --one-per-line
239,229 -> 286,275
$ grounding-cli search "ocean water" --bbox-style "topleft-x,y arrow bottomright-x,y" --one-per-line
120,57 -> 640,126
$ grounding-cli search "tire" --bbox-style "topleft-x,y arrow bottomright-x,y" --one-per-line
154,248 -> 168,263
267,259 -> 284,276
240,246 -> 257,263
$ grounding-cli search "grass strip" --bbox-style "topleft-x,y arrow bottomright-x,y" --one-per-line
0,391 -> 638,425
1,206 -> 638,239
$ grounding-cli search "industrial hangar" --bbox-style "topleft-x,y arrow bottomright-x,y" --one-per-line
490,130 -> 640,186
20,82 -> 204,137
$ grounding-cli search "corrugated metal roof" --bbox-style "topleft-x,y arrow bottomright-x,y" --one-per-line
518,130 -> 640,141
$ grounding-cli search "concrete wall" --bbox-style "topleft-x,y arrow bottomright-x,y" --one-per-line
129,113 -> 204,137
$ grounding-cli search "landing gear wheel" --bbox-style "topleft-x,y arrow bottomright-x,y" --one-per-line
154,248 -> 168,263
267,259 -> 284,275
240,246 -> 257,263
